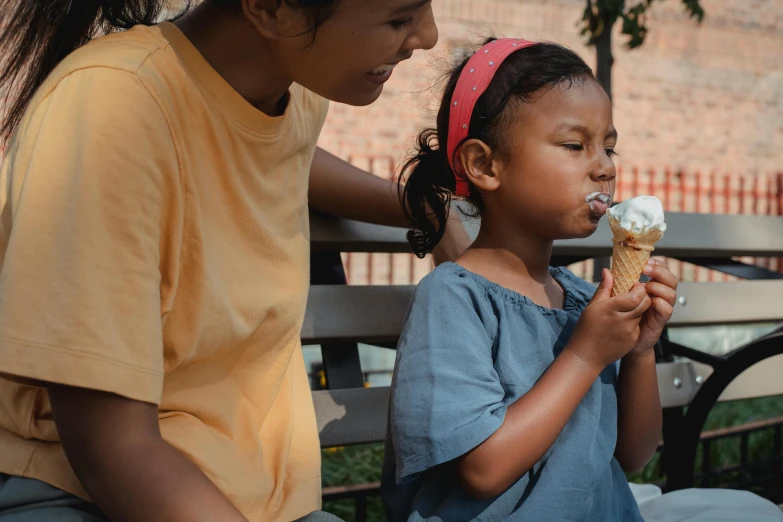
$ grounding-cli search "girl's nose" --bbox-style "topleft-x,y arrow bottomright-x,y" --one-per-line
591,155 -> 617,183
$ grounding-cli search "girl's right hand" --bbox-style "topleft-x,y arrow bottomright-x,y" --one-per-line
567,269 -> 651,372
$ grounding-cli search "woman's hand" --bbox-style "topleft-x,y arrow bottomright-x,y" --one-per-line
432,210 -> 472,265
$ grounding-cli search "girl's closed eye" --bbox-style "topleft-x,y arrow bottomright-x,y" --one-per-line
390,18 -> 415,30
561,143 -> 619,157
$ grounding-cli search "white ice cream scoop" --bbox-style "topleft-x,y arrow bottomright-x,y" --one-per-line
607,195 -> 667,237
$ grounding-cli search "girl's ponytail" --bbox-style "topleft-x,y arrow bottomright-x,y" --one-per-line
399,49 -> 484,259
0,0 -> 185,142
399,128 -> 457,258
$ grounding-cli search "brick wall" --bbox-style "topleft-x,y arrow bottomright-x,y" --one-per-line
317,0 -> 783,177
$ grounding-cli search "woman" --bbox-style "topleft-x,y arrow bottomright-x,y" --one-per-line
0,1 -> 468,520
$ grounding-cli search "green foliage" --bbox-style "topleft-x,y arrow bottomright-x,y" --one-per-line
580,0 -> 705,49
322,444 -> 385,522
324,396 -> 783,521
627,395 -> 783,504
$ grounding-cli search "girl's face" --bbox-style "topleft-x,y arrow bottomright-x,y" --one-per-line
274,0 -> 438,106
487,78 -> 617,240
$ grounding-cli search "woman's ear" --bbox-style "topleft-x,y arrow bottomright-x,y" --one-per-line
457,139 -> 502,193
241,0 -> 308,39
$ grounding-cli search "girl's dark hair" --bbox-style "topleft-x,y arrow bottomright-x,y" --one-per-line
0,0 -> 336,143
400,39 -> 596,258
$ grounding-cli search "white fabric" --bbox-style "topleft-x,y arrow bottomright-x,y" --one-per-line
628,483 -> 783,522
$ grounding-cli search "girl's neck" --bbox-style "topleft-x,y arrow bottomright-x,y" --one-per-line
457,216 -> 563,308
175,2 -> 293,116
466,227 -> 553,282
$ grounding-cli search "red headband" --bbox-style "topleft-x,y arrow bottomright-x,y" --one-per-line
447,38 -> 537,197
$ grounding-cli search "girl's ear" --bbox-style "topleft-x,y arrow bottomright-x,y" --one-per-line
242,0 -> 307,39
457,139 -> 502,193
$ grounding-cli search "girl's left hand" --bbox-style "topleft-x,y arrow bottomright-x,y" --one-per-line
432,210 -> 472,266
629,258 -> 679,355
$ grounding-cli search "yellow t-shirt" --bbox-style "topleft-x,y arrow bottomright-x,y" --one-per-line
0,22 -> 328,522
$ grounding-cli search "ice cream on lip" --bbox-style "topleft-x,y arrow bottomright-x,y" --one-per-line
585,192 -> 613,217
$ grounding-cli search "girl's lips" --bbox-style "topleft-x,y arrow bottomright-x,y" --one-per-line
589,199 -> 609,217
585,192 -> 613,218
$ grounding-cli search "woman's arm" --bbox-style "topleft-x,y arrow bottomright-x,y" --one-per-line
309,147 -> 408,227
48,384 -> 248,522
308,147 -> 472,262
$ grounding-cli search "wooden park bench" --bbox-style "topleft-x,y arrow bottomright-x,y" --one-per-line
306,210 -> 783,521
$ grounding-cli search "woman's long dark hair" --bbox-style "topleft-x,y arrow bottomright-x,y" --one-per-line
0,0 -> 336,143
399,39 -> 596,257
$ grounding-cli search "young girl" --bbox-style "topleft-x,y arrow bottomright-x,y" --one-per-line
0,1 -> 470,521
382,38 -> 678,521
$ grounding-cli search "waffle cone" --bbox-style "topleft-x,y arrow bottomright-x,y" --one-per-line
608,213 -> 665,296
611,243 -> 653,296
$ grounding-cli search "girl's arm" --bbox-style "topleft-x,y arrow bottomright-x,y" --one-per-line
458,347 -> 603,500
48,384 -> 249,522
308,147 -> 471,264
457,274 -> 651,500
614,259 -> 677,472
613,350 -> 662,472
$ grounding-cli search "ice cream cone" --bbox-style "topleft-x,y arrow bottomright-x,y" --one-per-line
611,242 -> 654,296
608,214 -> 665,296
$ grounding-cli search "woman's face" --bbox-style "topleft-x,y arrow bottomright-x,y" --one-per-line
271,0 -> 439,106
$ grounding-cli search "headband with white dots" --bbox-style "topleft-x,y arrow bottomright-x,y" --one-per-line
447,38 -> 538,197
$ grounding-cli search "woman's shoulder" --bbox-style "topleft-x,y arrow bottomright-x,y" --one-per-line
291,84 -> 331,125
19,25 -> 175,126
55,25 -> 171,83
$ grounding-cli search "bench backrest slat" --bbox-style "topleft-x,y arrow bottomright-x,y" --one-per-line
314,360 -> 754,448
314,387 -> 390,447
304,281 -> 783,347
311,212 -> 783,258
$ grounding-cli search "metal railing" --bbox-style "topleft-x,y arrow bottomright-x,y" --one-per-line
338,164 -> 783,286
